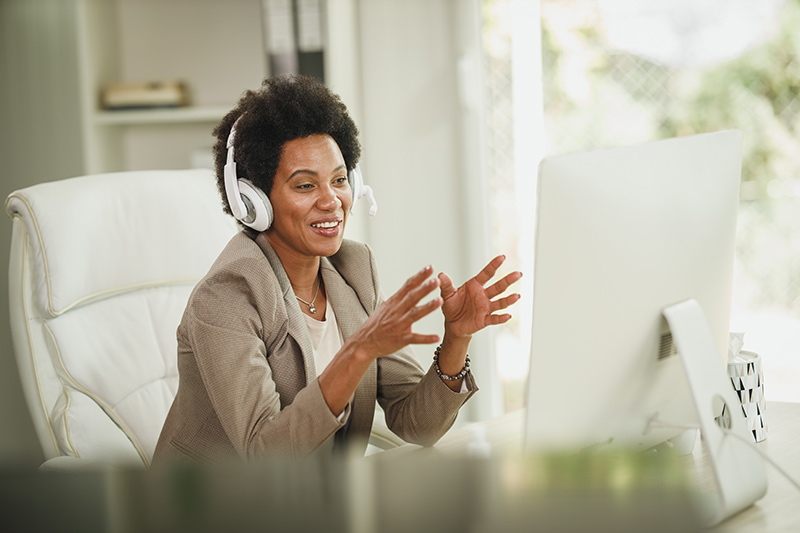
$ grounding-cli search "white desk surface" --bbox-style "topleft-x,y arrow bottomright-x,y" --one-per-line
427,401 -> 800,532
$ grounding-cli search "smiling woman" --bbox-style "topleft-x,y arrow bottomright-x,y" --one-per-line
267,135 -> 352,275
151,75 -> 522,463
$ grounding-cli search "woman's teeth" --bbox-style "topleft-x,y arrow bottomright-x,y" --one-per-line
312,221 -> 338,228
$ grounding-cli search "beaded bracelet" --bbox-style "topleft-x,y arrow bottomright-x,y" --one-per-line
433,344 -> 471,381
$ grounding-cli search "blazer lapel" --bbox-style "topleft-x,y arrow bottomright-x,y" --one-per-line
321,257 -> 377,443
320,257 -> 368,341
254,233 -> 317,385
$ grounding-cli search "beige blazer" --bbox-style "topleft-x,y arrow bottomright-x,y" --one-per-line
152,231 -> 476,463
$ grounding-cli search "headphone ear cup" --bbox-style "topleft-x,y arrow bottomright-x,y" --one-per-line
237,179 -> 273,231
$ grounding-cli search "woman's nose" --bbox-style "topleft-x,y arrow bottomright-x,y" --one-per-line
317,186 -> 341,211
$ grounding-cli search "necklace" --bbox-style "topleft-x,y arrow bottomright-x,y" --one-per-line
295,276 -> 321,314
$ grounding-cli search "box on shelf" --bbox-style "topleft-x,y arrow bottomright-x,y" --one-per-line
102,80 -> 189,110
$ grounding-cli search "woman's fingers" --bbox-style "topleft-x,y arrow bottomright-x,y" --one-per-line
407,296 -> 442,322
401,265 -> 435,293
474,255 -> 506,286
391,265 -> 438,307
486,271 -> 523,299
366,266 -> 443,348
486,313 -> 513,326
437,272 -> 457,300
489,293 -> 521,313
403,276 -> 440,309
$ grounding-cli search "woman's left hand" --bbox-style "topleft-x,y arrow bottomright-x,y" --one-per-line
438,255 -> 523,339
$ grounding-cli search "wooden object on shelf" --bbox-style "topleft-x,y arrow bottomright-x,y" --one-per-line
101,80 -> 189,110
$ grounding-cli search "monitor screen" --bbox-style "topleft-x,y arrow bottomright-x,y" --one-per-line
524,130 -> 742,451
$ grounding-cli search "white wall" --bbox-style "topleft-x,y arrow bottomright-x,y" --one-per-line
0,0 -> 85,463
356,0 -> 499,420
114,0 -> 266,171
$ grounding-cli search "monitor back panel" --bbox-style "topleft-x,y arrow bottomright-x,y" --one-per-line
524,130 -> 742,450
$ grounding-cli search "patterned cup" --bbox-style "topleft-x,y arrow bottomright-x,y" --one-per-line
727,350 -> 767,442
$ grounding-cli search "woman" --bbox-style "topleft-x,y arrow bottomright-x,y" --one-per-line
153,75 -> 522,463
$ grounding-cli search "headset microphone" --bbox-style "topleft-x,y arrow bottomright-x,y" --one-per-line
348,164 -> 378,216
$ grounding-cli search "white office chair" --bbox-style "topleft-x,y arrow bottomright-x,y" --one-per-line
6,169 -> 402,469
6,169 -> 240,468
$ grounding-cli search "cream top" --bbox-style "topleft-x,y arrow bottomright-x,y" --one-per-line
303,298 -> 344,377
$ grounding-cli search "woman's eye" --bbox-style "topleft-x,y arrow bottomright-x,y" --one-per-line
334,176 -> 348,185
296,183 -> 313,190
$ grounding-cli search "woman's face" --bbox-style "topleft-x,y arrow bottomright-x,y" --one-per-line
266,134 -> 352,262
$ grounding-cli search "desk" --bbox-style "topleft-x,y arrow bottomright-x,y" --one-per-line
422,401 -> 800,532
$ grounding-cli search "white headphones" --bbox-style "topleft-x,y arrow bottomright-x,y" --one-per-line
223,119 -> 377,231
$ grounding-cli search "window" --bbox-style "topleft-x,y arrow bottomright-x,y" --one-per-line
483,0 -> 800,410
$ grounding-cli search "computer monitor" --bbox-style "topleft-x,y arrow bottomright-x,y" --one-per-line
524,130 -> 741,451
523,130 -> 767,524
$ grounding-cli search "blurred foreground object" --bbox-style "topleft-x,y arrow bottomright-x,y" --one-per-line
0,451 -> 700,533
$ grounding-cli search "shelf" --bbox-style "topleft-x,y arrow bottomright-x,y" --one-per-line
92,105 -> 230,126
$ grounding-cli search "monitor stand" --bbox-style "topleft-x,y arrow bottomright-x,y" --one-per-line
662,298 -> 767,526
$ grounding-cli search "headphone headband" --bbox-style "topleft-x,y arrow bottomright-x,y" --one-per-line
223,118 -> 273,230
226,122 -> 237,149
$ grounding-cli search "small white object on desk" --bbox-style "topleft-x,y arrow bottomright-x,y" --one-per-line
727,336 -> 768,442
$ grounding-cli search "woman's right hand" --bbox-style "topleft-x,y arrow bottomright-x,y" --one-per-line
345,265 -> 443,360
319,265 -> 442,416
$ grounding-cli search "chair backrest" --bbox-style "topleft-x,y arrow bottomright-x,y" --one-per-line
6,169 -> 239,467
